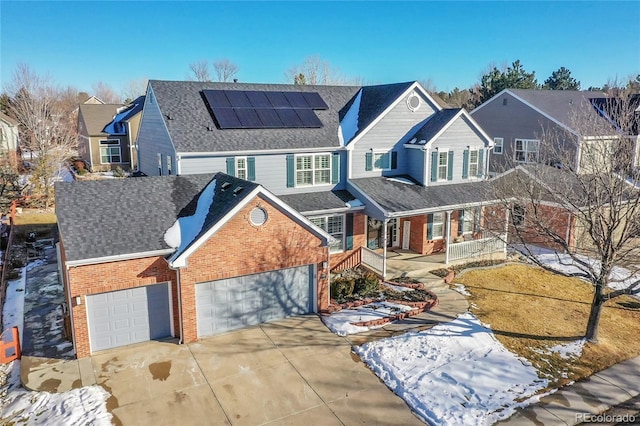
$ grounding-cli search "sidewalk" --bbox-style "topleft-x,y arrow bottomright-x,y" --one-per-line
498,355 -> 640,425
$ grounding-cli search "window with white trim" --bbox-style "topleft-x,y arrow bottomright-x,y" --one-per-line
469,150 -> 479,177
512,204 -> 526,227
438,151 -> 449,181
431,212 -> 444,239
296,154 -> 331,186
99,139 -> 121,164
236,157 -> 247,180
493,137 -> 503,155
166,156 -> 172,175
373,151 -> 391,170
461,208 -> 477,234
310,215 -> 344,253
515,139 -> 539,163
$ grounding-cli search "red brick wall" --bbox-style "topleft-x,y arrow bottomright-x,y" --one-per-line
512,203 -> 572,251
65,252 -> 177,358
178,194 -> 329,343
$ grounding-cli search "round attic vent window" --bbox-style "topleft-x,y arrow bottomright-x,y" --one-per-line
250,207 -> 268,226
407,93 -> 421,111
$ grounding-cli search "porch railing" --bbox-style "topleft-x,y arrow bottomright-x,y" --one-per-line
447,232 -> 507,264
361,246 -> 384,274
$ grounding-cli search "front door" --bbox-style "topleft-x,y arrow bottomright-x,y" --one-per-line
402,221 -> 410,250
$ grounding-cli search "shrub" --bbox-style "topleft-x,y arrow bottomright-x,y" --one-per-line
354,272 -> 380,296
76,168 -> 88,176
113,167 -> 126,178
331,277 -> 355,302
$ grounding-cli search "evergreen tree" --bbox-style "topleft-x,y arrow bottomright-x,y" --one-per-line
479,60 -> 538,103
543,67 -> 581,90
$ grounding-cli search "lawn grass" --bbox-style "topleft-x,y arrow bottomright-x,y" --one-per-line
13,208 -> 57,242
456,264 -> 640,388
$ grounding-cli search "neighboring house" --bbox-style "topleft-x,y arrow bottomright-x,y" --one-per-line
77,96 -> 144,172
56,80 -> 511,357
56,173 -> 331,358
0,112 -> 19,161
471,89 -> 629,175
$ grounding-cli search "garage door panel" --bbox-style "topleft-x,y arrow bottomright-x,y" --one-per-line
196,265 -> 313,338
87,282 -> 171,352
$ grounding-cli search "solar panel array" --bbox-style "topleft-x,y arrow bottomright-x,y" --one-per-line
203,90 -> 328,129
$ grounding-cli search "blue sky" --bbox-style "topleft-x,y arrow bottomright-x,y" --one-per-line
1,1 -> 639,96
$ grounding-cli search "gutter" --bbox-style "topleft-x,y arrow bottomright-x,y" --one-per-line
65,249 -> 175,267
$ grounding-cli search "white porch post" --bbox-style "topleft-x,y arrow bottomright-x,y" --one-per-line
445,210 -> 452,265
382,218 -> 389,279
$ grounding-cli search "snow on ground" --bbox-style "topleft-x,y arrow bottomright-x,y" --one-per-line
452,283 -> 472,296
322,301 -> 414,336
0,264 -> 112,425
382,282 -> 414,292
354,313 -> 550,426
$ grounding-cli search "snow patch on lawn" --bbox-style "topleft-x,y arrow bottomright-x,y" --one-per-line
452,283 -> 471,296
355,313 -> 549,425
382,282 -> 414,292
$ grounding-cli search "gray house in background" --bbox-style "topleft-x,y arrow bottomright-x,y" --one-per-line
470,89 -> 628,175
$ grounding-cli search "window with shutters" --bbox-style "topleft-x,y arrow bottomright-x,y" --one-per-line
296,154 -> 331,186
310,215 -> 344,253
430,212 -> 444,239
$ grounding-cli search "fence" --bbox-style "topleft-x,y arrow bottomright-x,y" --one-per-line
0,199 -> 17,330
447,232 -> 507,263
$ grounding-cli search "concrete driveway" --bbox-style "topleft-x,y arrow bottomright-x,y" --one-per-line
89,315 -> 423,425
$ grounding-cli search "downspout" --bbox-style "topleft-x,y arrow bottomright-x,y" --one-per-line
176,267 -> 184,344
565,212 -> 573,253
58,244 -> 77,356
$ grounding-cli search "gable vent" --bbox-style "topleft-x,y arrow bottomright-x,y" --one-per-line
249,207 -> 267,226
407,93 -> 421,112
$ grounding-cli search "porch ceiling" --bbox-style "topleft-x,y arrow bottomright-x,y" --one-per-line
349,176 -> 497,217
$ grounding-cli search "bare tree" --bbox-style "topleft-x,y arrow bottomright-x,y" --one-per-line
285,55 -> 361,86
6,63 -> 78,208
91,81 -> 121,104
121,78 -> 148,103
213,59 -> 239,82
490,92 -> 640,342
188,60 -> 212,82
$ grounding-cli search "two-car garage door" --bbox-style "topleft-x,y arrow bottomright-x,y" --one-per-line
196,265 -> 314,338
86,282 -> 172,352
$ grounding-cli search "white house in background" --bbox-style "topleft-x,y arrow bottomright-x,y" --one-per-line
0,112 -> 19,155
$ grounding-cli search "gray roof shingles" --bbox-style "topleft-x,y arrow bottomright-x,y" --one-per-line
278,190 -> 356,214
78,104 -> 124,135
350,176 -> 494,214
56,173 -> 259,262
410,108 -> 462,144
150,80 -> 361,153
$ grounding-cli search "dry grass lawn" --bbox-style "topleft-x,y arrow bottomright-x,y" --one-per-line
13,208 -> 57,242
456,264 -> 640,388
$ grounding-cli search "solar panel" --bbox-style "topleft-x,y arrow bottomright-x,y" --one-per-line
235,108 -> 262,128
203,90 -> 231,108
246,91 -> 271,108
276,108 -> 303,127
302,92 -> 328,109
255,108 -> 283,127
296,108 -> 323,127
283,92 -> 309,108
265,91 -> 289,108
203,89 -> 326,129
213,108 -> 242,128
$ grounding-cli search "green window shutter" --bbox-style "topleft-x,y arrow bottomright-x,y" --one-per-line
477,149 -> 484,178
427,213 -> 433,240
247,157 -> 256,181
458,209 -> 464,233
447,151 -> 454,181
331,152 -> 340,184
345,213 -> 354,250
226,157 -> 235,176
430,151 -> 438,182
391,151 -> 398,169
462,149 -> 469,179
286,154 -> 295,188
365,152 -> 373,171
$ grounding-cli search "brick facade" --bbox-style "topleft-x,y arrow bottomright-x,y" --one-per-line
62,193 -> 329,358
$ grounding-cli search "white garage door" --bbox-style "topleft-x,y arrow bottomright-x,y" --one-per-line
196,265 -> 314,338
86,282 -> 172,352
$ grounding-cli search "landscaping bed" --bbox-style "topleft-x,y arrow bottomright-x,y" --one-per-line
323,268 -> 438,332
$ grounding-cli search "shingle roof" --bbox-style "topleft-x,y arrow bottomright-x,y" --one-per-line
55,173 -> 258,262
0,112 -> 18,127
409,108 -> 462,144
149,80 -> 361,152
78,104 -> 124,135
278,190 -> 357,214
342,82 -> 415,143
350,176 -> 494,214
508,89 -> 608,131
